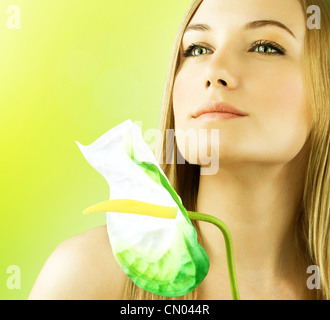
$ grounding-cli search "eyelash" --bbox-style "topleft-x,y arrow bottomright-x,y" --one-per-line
182,40 -> 286,58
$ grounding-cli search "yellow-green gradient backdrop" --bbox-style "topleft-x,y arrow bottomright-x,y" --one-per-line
0,0 -> 192,299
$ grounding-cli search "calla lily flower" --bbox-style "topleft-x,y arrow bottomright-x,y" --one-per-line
76,120 -> 239,299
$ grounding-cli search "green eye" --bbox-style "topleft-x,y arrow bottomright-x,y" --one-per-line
255,45 -> 277,54
183,44 -> 212,58
251,40 -> 286,56
192,47 -> 208,56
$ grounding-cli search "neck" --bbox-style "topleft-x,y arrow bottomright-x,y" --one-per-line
195,145 -> 310,298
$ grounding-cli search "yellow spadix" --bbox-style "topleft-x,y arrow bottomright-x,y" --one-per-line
83,199 -> 178,220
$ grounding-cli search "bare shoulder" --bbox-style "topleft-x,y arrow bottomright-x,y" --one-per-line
28,225 -> 127,300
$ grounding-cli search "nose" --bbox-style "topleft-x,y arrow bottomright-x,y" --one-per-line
206,78 -> 230,88
205,51 -> 239,90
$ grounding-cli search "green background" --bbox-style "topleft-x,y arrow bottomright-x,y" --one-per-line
0,0 -> 191,299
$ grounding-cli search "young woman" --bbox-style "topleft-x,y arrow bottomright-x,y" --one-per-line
29,0 -> 330,300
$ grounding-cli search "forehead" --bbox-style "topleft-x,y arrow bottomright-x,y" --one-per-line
188,0 -> 305,39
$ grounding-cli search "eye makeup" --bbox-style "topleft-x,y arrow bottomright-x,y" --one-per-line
182,39 -> 286,58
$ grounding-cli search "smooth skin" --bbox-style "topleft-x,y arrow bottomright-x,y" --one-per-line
173,0 -> 312,299
29,0 -> 313,300
28,225 -> 126,300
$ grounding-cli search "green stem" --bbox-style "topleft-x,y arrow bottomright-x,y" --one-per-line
187,211 -> 240,300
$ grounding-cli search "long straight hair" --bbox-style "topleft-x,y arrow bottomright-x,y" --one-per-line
123,0 -> 330,300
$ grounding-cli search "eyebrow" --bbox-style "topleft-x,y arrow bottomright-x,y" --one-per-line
184,23 -> 211,33
184,20 -> 296,38
246,20 -> 296,38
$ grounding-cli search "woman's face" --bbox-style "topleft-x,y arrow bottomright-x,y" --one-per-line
173,0 -> 310,170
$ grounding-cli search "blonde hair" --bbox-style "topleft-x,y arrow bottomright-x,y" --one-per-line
299,0 -> 330,301
123,0 -> 330,300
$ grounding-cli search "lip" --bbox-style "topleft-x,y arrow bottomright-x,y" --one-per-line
193,102 -> 249,119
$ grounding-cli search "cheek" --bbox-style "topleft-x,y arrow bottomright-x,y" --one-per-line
247,65 -> 308,131
173,71 -> 201,163
173,69 -> 202,120
279,75 -> 311,150
173,72 -> 189,117
172,73 -> 185,108
275,74 -> 304,115
250,68 -> 310,160
257,67 -> 305,118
